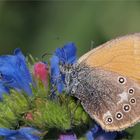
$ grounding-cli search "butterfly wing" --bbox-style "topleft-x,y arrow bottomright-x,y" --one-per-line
79,33 -> 140,83
76,33 -> 140,131
74,67 -> 140,131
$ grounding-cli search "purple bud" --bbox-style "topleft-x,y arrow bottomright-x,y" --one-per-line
59,133 -> 77,140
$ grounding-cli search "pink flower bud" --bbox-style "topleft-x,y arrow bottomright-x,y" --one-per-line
34,62 -> 49,85
25,112 -> 33,121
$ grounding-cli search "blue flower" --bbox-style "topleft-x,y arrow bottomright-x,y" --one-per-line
50,43 -> 77,93
0,48 -> 33,96
0,127 -> 41,140
50,55 -> 64,93
86,124 -> 117,140
55,42 -> 77,64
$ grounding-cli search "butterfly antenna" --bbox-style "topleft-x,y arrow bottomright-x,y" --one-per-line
90,40 -> 95,50
41,52 -> 53,61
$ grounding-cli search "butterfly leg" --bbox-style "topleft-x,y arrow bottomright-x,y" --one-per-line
49,83 -> 59,100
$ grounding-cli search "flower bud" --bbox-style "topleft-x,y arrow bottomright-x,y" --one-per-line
59,133 -> 77,140
34,62 -> 49,86
25,112 -> 34,121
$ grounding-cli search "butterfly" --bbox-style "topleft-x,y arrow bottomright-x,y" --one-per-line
60,33 -> 140,132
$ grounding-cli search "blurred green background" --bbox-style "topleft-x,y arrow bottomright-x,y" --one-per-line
1,1 -> 140,58
0,1 -> 140,139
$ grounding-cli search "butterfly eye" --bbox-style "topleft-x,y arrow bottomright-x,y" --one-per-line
90,92 -> 94,96
105,116 -> 113,124
123,104 -> 131,112
118,76 -> 126,84
130,97 -> 136,105
71,71 -> 77,78
128,88 -> 134,95
115,112 -> 123,120
71,88 -> 76,94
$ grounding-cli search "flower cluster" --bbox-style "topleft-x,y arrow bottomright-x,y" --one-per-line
50,42 -> 77,93
0,48 -> 33,97
0,43 -> 130,140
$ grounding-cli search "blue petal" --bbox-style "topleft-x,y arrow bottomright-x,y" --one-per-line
96,132 -> 117,140
50,55 -> 64,93
86,131 -> 93,140
13,49 -> 33,95
18,127 -> 40,140
50,43 -> 77,94
14,49 -> 33,84
57,80 -> 64,93
50,55 -> 60,78
55,48 -> 65,62
0,128 -> 17,136
0,127 -> 40,140
62,42 -> 77,63
0,49 -> 33,96
55,42 -> 77,64
86,125 -> 117,140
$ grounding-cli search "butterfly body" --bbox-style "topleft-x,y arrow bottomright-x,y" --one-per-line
60,33 -> 140,131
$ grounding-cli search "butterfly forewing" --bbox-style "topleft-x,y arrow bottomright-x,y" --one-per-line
78,33 -> 140,83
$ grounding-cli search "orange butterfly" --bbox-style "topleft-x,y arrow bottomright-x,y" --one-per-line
68,33 -> 140,131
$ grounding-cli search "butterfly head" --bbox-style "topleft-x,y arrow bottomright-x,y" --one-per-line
59,61 -> 79,94
59,61 -> 73,74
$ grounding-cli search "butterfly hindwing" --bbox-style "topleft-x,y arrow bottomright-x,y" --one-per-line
73,66 -> 140,131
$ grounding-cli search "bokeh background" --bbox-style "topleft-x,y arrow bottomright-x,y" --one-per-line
1,1 -> 140,58
0,1 -> 140,139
